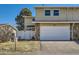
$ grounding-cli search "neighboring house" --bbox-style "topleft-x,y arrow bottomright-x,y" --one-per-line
0,24 -> 17,42
33,6 -> 79,41
23,16 -> 35,31
16,16 -> 35,40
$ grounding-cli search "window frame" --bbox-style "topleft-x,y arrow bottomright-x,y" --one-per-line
45,10 -> 51,16
53,10 -> 59,16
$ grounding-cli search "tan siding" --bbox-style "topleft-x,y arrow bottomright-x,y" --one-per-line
35,7 -> 79,20
36,8 -> 44,16
67,8 -> 79,20
24,17 -> 35,30
66,8 -> 73,20
25,17 -> 34,25
36,8 -> 67,17
73,8 -> 79,20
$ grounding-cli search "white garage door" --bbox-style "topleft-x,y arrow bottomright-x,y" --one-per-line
40,26 -> 70,40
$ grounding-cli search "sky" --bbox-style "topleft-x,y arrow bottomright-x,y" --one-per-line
0,4 -> 79,28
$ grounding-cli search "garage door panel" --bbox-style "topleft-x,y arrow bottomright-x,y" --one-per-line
40,26 -> 70,40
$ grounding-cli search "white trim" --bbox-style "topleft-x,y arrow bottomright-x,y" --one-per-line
32,21 -> 79,23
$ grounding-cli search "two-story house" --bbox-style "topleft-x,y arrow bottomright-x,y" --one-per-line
32,6 -> 79,41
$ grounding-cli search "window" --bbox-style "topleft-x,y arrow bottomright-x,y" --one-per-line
32,17 -> 35,21
27,25 -> 35,31
45,10 -> 50,16
53,10 -> 59,16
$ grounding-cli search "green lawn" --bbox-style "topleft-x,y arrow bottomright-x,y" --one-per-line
0,41 -> 40,54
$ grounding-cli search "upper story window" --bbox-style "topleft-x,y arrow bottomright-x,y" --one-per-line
45,10 -> 50,16
53,10 -> 59,16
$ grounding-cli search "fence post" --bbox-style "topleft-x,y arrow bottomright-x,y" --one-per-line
14,35 -> 17,51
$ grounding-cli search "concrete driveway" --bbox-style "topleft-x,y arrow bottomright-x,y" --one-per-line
38,41 -> 79,55
20,41 -> 79,55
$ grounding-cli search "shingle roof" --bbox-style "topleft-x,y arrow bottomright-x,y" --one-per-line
0,24 -> 17,31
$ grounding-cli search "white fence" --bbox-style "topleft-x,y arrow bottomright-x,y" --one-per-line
16,31 -> 35,40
